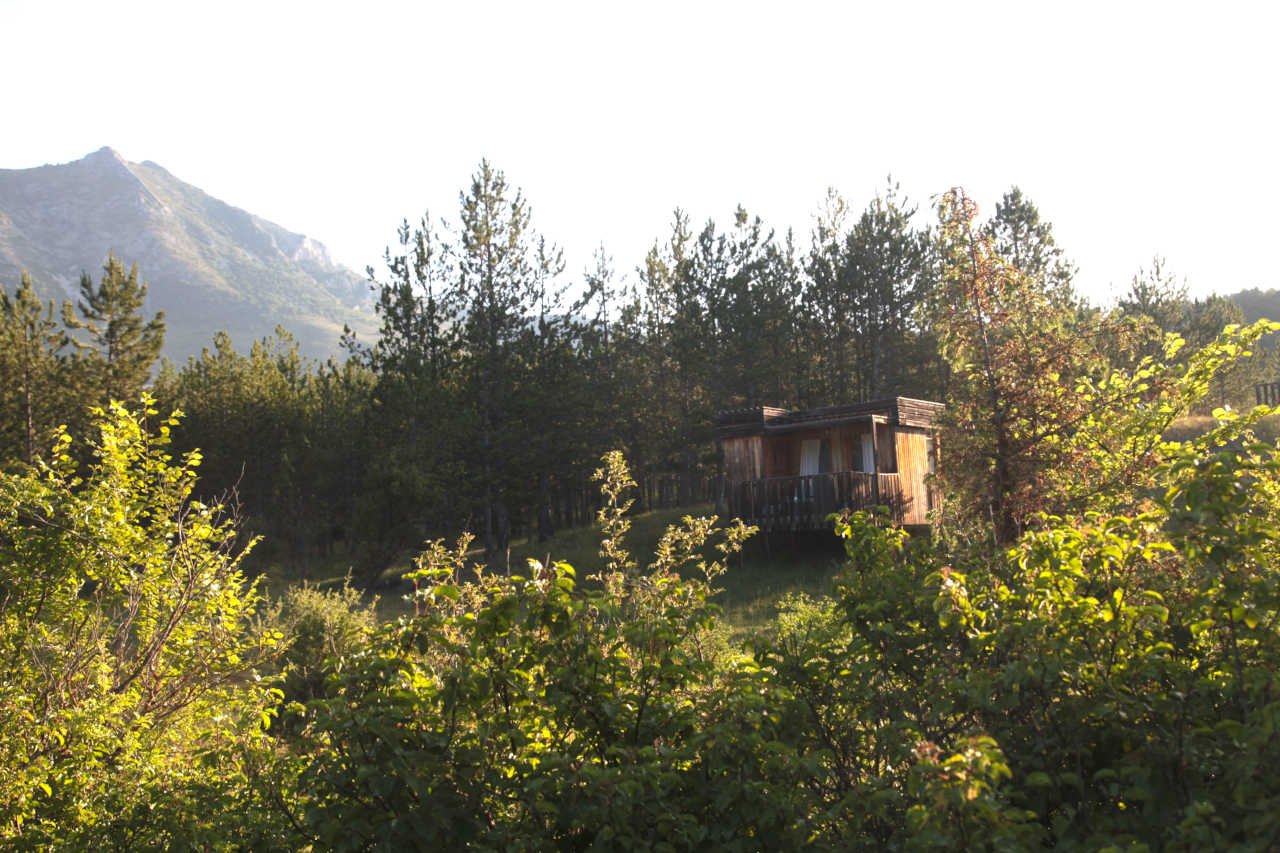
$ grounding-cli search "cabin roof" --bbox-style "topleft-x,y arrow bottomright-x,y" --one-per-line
714,397 -> 944,439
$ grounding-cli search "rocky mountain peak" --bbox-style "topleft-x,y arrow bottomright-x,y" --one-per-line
87,145 -> 126,164
0,149 -> 375,360
76,146 -> 141,185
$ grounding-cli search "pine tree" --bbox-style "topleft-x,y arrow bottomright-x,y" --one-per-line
454,161 -> 564,559
986,187 -> 1078,309
0,273 -> 71,464
65,254 -> 165,402
355,215 -> 463,577
806,183 -> 935,403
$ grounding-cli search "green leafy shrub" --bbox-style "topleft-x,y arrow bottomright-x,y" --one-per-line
262,580 -> 378,711
0,399 -> 286,848
287,452 -> 816,850
743,326 -> 1280,850
753,511 -> 1038,849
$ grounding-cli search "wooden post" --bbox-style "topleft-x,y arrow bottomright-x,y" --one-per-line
870,417 -> 881,509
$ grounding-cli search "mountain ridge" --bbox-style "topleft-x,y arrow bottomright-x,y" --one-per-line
0,147 -> 376,360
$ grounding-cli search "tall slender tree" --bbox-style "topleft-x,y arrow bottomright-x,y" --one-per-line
454,161 -> 564,559
806,189 -> 856,402
65,254 -> 165,402
0,273 -> 71,464
986,187 -> 1078,309
932,188 -> 1100,544
355,215 -> 464,575
806,183 -> 935,403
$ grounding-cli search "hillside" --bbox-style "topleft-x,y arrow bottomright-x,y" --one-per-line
0,147 -> 376,360
1230,287 -> 1280,325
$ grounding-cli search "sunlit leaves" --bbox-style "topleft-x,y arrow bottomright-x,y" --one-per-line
0,398 -> 281,846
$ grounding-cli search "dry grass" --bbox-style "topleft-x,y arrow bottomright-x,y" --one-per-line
1164,413 -> 1280,444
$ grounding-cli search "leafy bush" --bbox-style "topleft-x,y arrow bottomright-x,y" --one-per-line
0,399 -> 286,848
262,580 -> 378,710
286,453 -> 812,850
750,413 -> 1280,848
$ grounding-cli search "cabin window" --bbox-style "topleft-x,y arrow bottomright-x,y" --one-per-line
859,433 -> 875,473
799,437 -> 836,475
799,439 -> 821,476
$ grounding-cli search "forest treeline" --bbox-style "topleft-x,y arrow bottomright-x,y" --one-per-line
0,163 -> 1271,578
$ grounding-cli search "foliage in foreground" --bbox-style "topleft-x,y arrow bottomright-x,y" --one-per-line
5,324 -> 1280,850
286,453 -> 778,849
281,328 -> 1280,850
0,399 -> 285,848
765,430 -> 1280,849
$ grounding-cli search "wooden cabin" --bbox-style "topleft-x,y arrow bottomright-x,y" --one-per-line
714,397 -> 943,530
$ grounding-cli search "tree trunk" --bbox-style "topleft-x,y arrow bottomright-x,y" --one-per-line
537,473 -> 554,542
680,448 -> 695,506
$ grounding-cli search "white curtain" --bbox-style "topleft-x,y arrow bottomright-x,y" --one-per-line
800,439 -> 821,476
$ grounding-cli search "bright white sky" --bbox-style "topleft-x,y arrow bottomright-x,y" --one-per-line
4,0 -> 1277,305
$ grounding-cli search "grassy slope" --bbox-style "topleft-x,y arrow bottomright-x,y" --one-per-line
1165,412 -> 1280,443
307,504 -> 848,635
264,414 -> 1280,635
497,504 -> 847,636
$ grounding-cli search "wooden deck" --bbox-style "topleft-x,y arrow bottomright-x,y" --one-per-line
724,472 -> 907,530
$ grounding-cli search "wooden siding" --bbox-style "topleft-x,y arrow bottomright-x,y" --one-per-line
765,434 -> 795,479
726,425 -> 903,479
837,427 -> 856,473
752,427 -> 877,478
894,427 -> 933,525
897,398 -> 945,429
722,435 -> 764,482
876,423 -> 896,472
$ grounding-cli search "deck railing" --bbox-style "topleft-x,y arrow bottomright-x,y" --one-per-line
724,472 -> 905,530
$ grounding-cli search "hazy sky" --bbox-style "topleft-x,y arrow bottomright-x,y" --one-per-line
4,0 -> 1277,305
